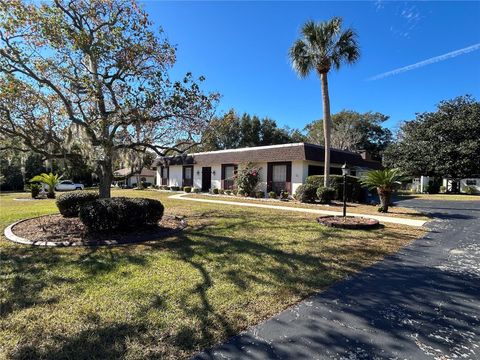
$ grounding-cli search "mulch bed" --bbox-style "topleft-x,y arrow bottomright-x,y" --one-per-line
317,215 -> 380,230
11,214 -> 186,246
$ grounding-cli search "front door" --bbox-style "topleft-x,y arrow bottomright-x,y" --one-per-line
201,167 -> 211,192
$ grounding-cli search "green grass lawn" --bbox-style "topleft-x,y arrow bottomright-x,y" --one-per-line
1,190 -> 425,359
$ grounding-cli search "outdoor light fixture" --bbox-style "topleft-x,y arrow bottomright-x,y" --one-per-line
196,170 -> 200,175
212,170 -> 216,176
341,163 -> 350,217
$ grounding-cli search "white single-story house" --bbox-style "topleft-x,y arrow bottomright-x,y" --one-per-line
113,167 -> 156,187
152,143 -> 382,194
412,175 -> 480,194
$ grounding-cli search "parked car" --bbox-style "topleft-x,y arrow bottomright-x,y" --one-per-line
55,180 -> 84,191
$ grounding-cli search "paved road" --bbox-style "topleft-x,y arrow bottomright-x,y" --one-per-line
195,200 -> 480,360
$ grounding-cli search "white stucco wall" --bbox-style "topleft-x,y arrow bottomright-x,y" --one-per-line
127,175 -> 155,187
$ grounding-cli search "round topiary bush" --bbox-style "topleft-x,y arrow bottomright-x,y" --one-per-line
316,186 -> 336,204
183,186 -> 192,193
56,191 -> 99,217
268,191 -> 277,199
79,197 -> 164,232
295,183 -> 317,203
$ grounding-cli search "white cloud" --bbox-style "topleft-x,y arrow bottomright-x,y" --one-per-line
367,43 -> 480,81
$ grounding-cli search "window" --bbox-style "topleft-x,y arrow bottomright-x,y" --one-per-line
466,179 -> 477,186
222,164 -> 236,190
184,167 -> 192,179
269,162 -> 291,193
272,164 -> 287,182
183,166 -> 194,187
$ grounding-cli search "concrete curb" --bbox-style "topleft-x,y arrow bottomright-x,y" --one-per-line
169,193 -> 428,227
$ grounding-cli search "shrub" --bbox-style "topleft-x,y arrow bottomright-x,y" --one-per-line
170,186 -> 180,191
316,186 -> 336,204
295,183 -> 318,203
183,186 -> 192,193
235,163 -> 261,195
255,190 -> 265,198
56,191 -> 99,217
439,185 -> 446,193
268,191 -> 277,199
79,197 -> 164,232
162,186 -> 170,190
306,175 -> 365,203
280,190 -> 289,200
192,187 -> 200,193
232,189 -> 238,196
237,189 -> 245,196
464,185 -> 476,195
225,190 -> 232,195
219,189 -> 225,194
212,188 -> 219,194
31,183 -> 40,199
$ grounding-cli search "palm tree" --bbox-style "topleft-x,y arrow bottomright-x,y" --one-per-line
30,173 -> 62,199
289,17 -> 360,187
361,169 -> 408,213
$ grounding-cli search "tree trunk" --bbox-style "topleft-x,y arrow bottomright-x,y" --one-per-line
320,72 -> 331,187
98,157 -> 113,199
377,188 -> 390,213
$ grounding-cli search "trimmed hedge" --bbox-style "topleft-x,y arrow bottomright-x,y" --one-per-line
317,186 -> 336,204
295,183 -> 318,203
79,197 -> 164,232
306,175 -> 365,203
56,191 -> 99,217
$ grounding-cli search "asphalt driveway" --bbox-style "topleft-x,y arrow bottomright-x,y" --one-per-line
195,199 -> 480,360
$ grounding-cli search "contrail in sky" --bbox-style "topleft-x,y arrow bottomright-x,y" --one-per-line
368,43 -> 480,81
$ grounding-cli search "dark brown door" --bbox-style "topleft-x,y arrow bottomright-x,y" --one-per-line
161,166 -> 169,185
182,165 -> 193,187
201,167 -> 211,192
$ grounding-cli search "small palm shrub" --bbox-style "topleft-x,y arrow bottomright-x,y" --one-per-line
56,191 -> 99,217
361,169 -> 407,213
317,186 -> 336,204
183,186 -> 192,193
268,191 -> 277,199
295,184 -> 317,203
79,197 -> 164,232
30,173 -> 62,199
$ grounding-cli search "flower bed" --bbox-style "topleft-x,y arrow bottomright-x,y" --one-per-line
317,215 -> 380,229
5,214 -> 186,247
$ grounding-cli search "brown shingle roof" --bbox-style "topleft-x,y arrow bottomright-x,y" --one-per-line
153,143 -> 382,169
114,167 -> 156,177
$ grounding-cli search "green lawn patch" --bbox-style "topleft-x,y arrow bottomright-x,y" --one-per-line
0,190 -> 425,359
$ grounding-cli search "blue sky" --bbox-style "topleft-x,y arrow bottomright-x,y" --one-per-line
145,1 -> 480,132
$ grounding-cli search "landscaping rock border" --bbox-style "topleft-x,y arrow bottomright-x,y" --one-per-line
317,215 -> 380,229
4,214 -> 187,247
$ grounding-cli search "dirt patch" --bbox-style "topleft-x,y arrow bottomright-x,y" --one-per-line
317,215 -> 380,229
11,214 -> 186,246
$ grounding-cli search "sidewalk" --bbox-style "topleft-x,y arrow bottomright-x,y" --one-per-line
169,193 -> 427,227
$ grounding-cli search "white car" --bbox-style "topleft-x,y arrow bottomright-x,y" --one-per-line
55,180 -> 84,191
